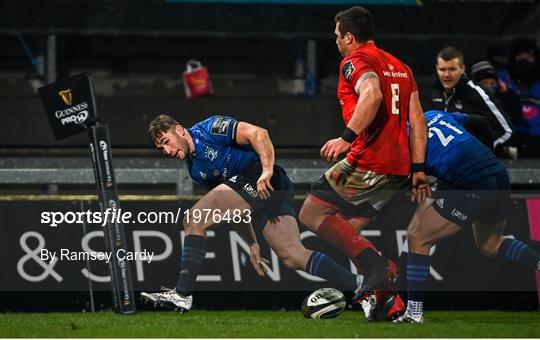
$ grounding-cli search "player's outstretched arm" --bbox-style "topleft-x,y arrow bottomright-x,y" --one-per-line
320,76 -> 382,162
236,122 -> 275,199
408,90 -> 431,203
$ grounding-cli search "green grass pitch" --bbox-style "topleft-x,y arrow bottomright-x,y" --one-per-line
0,310 -> 538,338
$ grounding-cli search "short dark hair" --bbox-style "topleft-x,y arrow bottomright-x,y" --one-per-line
334,6 -> 375,42
147,114 -> 179,144
437,46 -> 464,65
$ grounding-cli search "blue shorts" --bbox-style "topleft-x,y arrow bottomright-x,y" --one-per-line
224,162 -> 296,229
432,170 -> 510,228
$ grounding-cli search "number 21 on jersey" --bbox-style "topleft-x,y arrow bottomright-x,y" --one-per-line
428,120 -> 464,147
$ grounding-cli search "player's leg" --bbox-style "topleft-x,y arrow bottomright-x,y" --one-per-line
262,215 -> 359,291
300,194 -> 391,287
395,201 -> 462,323
300,162 -> 407,301
142,184 -> 251,311
473,221 -> 540,270
299,164 -> 403,319
177,184 -> 251,296
473,170 -> 540,270
299,192 -> 384,279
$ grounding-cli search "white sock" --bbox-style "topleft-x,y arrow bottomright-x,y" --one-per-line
407,300 -> 423,318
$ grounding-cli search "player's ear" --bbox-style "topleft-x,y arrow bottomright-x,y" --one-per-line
346,32 -> 354,44
175,124 -> 184,135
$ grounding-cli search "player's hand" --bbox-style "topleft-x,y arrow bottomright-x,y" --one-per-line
320,138 -> 350,163
411,172 -> 431,203
257,169 -> 274,200
249,243 -> 269,277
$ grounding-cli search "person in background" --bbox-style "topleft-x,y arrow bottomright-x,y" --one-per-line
498,38 -> 540,158
428,46 -> 513,151
470,60 -> 520,158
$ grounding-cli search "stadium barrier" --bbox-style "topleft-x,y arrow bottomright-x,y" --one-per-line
1,158 -> 540,195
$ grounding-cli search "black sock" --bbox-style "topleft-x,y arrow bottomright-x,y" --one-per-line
306,251 -> 358,291
357,248 -> 387,273
176,234 -> 207,296
498,238 -> 540,270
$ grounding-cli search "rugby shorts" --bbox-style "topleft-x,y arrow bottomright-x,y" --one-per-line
309,158 -> 409,218
431,170 -> 511,228
224,161 -> 296,229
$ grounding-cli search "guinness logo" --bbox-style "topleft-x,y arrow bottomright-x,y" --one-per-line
58,89 -> 73,106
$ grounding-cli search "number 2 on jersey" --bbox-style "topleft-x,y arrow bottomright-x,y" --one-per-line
391,83 -> 399,115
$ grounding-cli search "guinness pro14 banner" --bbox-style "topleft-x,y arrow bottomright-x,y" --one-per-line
38,73 -> 98,140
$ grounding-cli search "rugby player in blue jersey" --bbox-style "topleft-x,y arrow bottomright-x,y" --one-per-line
393,110 -> 540,323
141,114 -> 362,313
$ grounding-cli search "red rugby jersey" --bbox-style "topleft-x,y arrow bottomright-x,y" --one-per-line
338,43 -> 417,176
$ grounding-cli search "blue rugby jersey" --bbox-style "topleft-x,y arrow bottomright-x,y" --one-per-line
425,110 -> 504,185
186,115 -> 259,189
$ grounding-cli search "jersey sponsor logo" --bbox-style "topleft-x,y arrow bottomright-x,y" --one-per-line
199,172 -> 207,180
243,183 -> 259,198
229,175 -> 237,183
388,64 -> 395,71
205,147 -> 218,161
451,208 -> 468,221
211,117 -> 231,136
382,70 -> 408,78
436,198 -> 445,208
342,60 -> 355,81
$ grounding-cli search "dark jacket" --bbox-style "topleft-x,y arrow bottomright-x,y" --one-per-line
428,75 -> 513,148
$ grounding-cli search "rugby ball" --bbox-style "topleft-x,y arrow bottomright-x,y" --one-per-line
302,288 -> 346,319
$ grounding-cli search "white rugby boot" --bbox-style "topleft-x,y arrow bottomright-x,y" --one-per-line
141,289 -> 193,313
392,311 -> 424,323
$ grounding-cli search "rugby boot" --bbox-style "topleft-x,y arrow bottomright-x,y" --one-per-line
367,292 -> 405,322
353,259 -> 399,302
141,289 -> 193,313
392,311 -> 424,323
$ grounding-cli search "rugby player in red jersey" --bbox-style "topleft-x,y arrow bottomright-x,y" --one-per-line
299,6 -> 430,319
